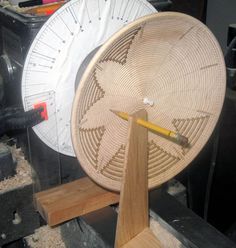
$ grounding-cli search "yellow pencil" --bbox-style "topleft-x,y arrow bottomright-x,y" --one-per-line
110,110 -> 188,147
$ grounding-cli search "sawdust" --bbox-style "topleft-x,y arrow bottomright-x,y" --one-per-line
0,146 -> 32,192
25,226 -> 66,248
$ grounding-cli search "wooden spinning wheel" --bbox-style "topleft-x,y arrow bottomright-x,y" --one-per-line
71,12 -> 226,192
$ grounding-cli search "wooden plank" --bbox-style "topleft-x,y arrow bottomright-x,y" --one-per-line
115,109 -> 149,248
123,228 -> 161,248
35,177 -> 119,226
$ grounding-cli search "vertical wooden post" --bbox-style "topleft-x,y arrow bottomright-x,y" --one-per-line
115,109 -> 149,247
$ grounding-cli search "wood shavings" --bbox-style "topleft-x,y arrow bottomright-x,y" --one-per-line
0,1 -> 32,13
0,146 -> 32,192
25,226 -> 66,248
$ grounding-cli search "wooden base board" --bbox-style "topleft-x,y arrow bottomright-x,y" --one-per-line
35,177 -> 119,226
123,228 -> 161,248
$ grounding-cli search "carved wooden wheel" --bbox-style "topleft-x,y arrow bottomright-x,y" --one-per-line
71,12 -> 226,191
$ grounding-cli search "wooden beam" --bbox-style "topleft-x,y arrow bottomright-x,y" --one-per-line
35,177 -> 119,226
115,109 -> 149,247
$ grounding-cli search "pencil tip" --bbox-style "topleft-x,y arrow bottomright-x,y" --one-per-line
110,109 -> 118,115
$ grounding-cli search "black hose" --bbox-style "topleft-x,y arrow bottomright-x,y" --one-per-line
0,107 -> 44,137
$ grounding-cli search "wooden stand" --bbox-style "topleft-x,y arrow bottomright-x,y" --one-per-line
35,109 -> 161,246
115,109 -> 161,248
